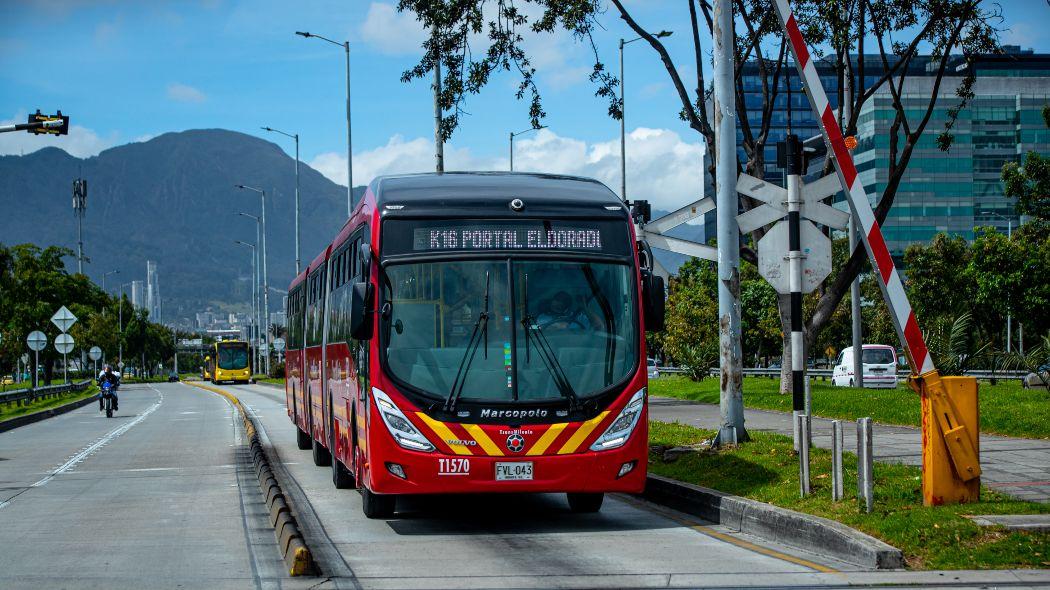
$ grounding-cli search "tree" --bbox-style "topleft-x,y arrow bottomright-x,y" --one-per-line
397,0 -> 1000,392
1001,103 -> 1050,221
663,261 -> 720,380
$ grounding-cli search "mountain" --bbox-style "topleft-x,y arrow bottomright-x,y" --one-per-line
0,129 -> 363,325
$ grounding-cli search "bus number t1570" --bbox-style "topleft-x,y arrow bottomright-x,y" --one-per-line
438,458 -> 470,476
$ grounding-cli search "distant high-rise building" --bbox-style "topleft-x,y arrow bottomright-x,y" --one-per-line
130,280 -> 145,309
146,260 -> 160,321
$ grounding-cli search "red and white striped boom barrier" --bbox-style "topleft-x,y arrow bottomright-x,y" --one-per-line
772,0 -> 981,496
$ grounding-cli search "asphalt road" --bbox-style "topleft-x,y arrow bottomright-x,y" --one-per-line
1,380 -> 1047,589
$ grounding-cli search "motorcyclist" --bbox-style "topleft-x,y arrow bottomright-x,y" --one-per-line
97,364 -> 119,412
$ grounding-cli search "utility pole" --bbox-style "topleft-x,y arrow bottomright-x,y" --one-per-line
72,178 -> 87,274
713,0 -> 746,445
840,8 -> 863,390
433,24 -> 444,173
619,37 -> 627,201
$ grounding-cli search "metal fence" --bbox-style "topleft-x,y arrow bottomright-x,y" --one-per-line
651,367 -> 1029,381
0,380 -> 93,408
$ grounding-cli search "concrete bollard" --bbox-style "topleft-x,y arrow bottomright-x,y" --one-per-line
831,420 -> 844,501
857,417 -> 873,513
797,413 -> 811,497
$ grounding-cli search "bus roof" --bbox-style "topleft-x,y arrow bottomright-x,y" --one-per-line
369,172 -> 626,215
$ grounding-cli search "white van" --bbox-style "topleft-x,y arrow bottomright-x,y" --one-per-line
832,345 -> 898,388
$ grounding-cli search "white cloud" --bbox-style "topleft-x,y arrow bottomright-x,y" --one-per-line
310,127 -> 705,212
358,2 -> 427,56
166,82 -> 206,103
0,112 -> 118,158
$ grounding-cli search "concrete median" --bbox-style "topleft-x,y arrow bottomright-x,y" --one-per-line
186,381 -> 318,577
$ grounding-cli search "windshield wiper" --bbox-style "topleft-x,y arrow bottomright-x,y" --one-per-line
443,271 -> 490,413
582,265 -> 617,385
520,273 -> 580,412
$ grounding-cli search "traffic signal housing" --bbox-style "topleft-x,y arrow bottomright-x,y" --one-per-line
28,110 -> 69,135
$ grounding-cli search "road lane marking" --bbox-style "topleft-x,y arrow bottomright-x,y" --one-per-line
0,387 -> 164,510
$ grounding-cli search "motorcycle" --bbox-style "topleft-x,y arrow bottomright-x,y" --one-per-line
100,382 -> 116,418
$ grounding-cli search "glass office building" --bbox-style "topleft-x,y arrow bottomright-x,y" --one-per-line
735,46 -> 1048,256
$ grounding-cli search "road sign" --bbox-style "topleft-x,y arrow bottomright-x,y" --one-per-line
89,346 -> 102,361
273,338 -> 286,353
51,306 -> 78,333
757,219 -> 832,294
54,333 -> 75,354
26,331 -> 47,352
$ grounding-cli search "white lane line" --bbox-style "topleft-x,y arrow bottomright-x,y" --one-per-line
0,387 -> 164,510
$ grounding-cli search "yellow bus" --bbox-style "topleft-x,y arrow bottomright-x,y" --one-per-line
206,340 -> 251,384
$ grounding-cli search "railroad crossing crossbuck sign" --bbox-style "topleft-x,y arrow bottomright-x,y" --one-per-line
735,173 -> 849,294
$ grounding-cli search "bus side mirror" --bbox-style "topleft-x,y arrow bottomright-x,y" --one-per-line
349,281 -> 373,340
642,271 -> 666,332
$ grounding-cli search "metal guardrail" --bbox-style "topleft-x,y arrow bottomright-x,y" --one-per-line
0,380 -> 92,407
651,367 -> 1029,381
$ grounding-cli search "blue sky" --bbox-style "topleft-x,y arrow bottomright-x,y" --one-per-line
2,0 -> 1048,210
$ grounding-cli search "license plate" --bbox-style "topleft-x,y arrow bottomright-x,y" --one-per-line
871,368 -> 886,373
495,462 -> 533,481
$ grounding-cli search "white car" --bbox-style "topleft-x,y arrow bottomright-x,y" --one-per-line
832,345 -> 898,388
647,358 -> 660,379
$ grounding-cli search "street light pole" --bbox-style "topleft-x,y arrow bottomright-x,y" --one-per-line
261,127 -> 301,274
119,281 -> 131,371
296,31 -> 354,214
237,213 -> 262,374
619,31 -> 671,202
508,126 -> 546,171
236,185 -> 269,375
102,269 -> 119,294
234,240 -> 258,374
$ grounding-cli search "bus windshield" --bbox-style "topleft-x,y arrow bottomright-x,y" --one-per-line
217,344 -> 249,370
383,259 -> 638,403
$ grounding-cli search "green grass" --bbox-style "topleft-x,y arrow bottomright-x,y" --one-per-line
648,420 -> 1050,570
254,377 -> 283,385
0,385 -> 99,423
650,375 -> 1050,439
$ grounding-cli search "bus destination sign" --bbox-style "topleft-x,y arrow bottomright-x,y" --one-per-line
413,226 -> 602,251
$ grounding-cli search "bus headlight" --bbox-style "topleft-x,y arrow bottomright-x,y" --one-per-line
372,388 -> 435,453
589,388 -> 645,451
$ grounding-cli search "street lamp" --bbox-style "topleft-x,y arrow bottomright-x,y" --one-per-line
235,185 -> 270,374
296,31 -> 354,215
261,126 -> 301,274
236,211 -> 262,371
508,126 -> 546,171
102,269 -> 119,294
619,30 -> 672,201
980,210 -> 1015,352
234,239 -> 259,375
118,281 -> 132,371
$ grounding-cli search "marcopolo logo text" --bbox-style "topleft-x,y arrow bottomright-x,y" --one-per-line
479,408 -> 549,419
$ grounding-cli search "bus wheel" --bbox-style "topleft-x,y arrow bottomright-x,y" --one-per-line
567,493 -> 604,513
332,457 -> 354,489
361,485 -> 395,519
312,438 -> 332,467
296,427 -> 312,450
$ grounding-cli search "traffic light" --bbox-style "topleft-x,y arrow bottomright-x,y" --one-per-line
27,110 -> 69,135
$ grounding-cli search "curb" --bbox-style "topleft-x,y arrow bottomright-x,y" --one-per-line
642,474 -> 904,570
186,381 -> 318,576
0,391 -> 98,434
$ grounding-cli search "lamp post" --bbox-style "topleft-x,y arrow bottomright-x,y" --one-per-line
236,212 -> 262,373
236,185 -> 270,374
119,281 -> 132,371
261,126 -> 301,274
234,239 -> 259,375
102,269 -> 119,294
619,30 -> 672,201
508,126 -> 546,171
296,31 -> 353,215
980,210 -> 1015,352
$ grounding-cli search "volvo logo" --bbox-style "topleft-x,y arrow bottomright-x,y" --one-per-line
506,434 -> 526,453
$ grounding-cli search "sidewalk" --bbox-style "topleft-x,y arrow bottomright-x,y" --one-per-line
649,396 -> 1050,504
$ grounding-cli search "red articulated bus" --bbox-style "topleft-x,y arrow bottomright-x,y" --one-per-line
284,172 -> 665,518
